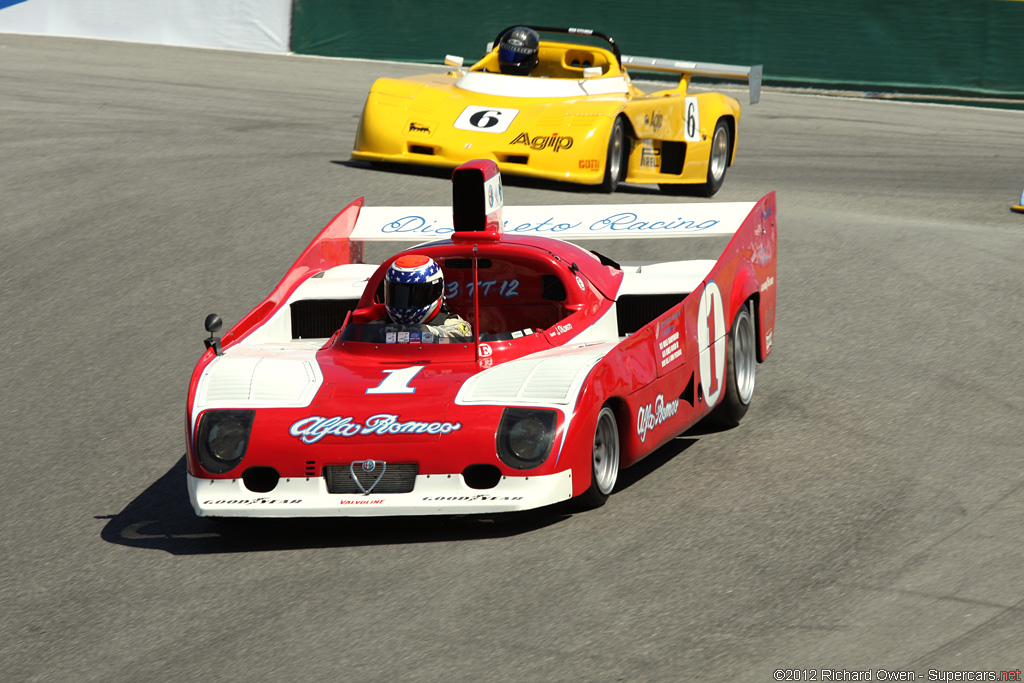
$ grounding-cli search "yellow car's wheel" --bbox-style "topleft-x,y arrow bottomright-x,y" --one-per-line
697,119 -> 730,197
599,118 -> 626,193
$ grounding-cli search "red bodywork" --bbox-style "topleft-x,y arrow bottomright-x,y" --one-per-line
185,162 -> 776,511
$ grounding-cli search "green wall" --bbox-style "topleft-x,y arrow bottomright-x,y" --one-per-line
291,0 -> 1024,97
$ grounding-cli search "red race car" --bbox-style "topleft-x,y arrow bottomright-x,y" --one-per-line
186,160 -> 777,517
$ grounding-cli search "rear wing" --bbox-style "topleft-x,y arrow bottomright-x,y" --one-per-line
345,201 -> 757,256
621,55 -> 762,104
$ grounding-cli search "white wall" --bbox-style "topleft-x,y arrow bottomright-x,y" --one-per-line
0,0 -> 293,53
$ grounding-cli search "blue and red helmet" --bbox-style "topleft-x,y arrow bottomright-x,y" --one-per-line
498,27 -> 540,76
384,254 -> 445,324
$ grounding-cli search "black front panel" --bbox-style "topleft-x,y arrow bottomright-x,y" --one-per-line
290,299 -> 359,339
616,293 -> 688,336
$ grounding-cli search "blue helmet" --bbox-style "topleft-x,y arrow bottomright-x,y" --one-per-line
498,27 -> 540,76
384,254 -> 445,324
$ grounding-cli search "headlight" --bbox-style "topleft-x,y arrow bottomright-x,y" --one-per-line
196,410 -> 255,474
496,408 -> 558,470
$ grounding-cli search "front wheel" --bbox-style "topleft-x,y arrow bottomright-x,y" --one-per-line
707,301 -> 756,428
576,405 -> 620,509
599,118 -> 626,193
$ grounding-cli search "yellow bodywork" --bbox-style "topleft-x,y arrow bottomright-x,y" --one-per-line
352,40 -> 747,190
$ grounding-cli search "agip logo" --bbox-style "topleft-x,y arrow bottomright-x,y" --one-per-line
510,132 -> 574,152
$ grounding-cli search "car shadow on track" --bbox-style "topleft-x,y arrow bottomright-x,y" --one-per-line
333,159 -> 671,196
614,434 -> 701,494
100,430 -> 713,555
99,456 -> 571,555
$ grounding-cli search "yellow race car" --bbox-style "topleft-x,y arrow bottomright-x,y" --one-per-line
352,25 -> 761,196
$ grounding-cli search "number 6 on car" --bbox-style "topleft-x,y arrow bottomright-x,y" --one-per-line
185,159 -> 777,519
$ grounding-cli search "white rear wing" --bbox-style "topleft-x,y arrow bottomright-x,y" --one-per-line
350,202 -> 757,242
621,55 -> 762,104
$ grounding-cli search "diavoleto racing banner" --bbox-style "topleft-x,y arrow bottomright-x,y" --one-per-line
0,0 -> 292,53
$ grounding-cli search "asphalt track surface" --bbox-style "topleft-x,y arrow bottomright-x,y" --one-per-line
2,34 -> 1024,683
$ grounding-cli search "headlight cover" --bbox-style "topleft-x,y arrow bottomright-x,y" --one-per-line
496,408 -> 558,470
196,410 -> 255,474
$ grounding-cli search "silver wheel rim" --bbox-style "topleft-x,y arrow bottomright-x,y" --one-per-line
607,124 -> 623,182
734,307 -> 756,405
709,125 -> 728,183
592,407 -> 620,495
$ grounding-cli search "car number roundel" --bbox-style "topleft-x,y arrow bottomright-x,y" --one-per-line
683,97 -> 702,143
454,106 -> 519,134
697,282 -> 726,408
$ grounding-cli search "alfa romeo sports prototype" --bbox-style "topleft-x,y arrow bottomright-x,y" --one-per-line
352,25 -> 762,196
186,160 -> 777,518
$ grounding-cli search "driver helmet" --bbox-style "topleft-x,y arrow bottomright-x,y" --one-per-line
498,26 -> 540,76
384,254 -> 445,325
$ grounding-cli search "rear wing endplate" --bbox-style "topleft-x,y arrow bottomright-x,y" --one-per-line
621,55 -> 762,104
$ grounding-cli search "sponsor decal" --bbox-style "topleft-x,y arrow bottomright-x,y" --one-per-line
643,111 -> 664,131
375,213 -> 723,237
659,331 -> 681,368
478,343 -> 493,357
483,174 -> 503,212
657,310 -> 681,339
203,498 -> 302,505
579,159 -> 599,170
640,142 -> 660,169
289,415 -> 462,444
760,276 -> 775,292
422,495 -> 524,502
510,132 -> 574,152
765,329 -> 773,351
575,275 -> 586,291
407,121 -> 433,135
549,322 -> 573,337
636,394 -> 680,443
340,499 -> 385,505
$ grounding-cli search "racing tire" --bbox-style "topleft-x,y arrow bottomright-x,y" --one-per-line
697,119 -> 731,197
576,405 -> 620,509
599,118 -> 626,193
707,301 -> 756,428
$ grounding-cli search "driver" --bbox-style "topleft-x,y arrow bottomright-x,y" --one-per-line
383,254 -> 472,341
497,26 -> 540,76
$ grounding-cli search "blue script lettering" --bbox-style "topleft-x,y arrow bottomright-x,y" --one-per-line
379,216 -> 452,236
590,214 -> 720,233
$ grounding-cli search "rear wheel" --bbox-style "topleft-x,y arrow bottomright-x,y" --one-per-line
599,118 -> 626,193
697,119 -> 731,197
708,302 -> 756,427
576,405 -> 620,509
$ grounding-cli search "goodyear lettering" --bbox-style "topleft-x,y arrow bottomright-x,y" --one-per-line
203,499 -> 302,505
510,132 -> 574,152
